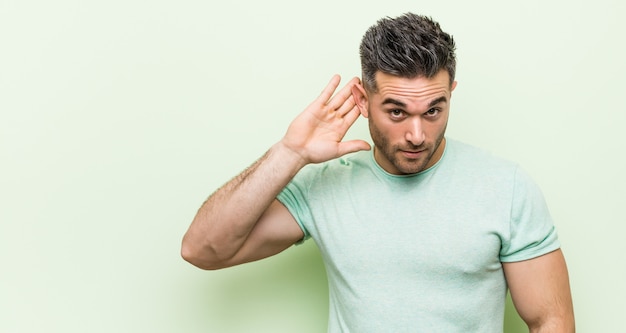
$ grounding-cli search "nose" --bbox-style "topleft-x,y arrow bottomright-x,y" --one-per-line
405,118 -> 425,146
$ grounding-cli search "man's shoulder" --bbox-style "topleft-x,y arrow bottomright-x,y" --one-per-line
445,138 -> 519,173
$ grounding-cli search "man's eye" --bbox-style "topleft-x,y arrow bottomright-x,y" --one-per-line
390,110 -> 404,117
425,108 -> 440,116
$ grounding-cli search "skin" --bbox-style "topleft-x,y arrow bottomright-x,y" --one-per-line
352,70 -> 457,175
181,76 -> 366,270
504,250 -> 575,332
182,72 -> 574,332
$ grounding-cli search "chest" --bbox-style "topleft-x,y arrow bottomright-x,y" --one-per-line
308,178 -> 510,281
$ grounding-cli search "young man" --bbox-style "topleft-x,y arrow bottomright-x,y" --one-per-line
182,13 -> 575,332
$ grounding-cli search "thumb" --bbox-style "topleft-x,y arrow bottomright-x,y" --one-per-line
337,140 -> 372,157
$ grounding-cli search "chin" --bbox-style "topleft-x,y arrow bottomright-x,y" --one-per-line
394,162 -> 427,175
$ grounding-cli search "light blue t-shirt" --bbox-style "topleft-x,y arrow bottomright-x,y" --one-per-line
277,138 -> 559,333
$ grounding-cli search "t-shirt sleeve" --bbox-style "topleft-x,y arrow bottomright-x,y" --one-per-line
276,165 -> 317,243
499,167 -> 560,262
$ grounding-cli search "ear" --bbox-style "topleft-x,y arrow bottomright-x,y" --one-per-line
351,82 -> 369,118
450,80 -> 458,93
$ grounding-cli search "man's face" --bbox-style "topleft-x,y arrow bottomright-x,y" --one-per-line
355,70 -> 457,175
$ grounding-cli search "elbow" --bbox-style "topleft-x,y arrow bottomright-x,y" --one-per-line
180,244 -> 212,270
527,314 -> 575,333
180,237 -> 233,271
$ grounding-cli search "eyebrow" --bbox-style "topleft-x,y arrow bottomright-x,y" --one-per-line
382,98 -> 407,108
381,96 -> 448,108
428,96 -> 448,108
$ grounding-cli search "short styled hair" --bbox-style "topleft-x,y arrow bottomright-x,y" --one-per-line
359,13 -> 456,92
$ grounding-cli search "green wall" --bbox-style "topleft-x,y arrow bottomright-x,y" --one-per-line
1,0 -> 624,332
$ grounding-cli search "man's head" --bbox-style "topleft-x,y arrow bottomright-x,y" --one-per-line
353,13 -> 457,175
359,13 -> 456,92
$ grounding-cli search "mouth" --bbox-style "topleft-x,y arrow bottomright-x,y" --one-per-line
400,149 -> 426,159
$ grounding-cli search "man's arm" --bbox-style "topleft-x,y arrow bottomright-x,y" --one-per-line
181,75 -> 370,270
503,249 -> 575,332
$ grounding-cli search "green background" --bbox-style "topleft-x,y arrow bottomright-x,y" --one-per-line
1,0 -> 624,332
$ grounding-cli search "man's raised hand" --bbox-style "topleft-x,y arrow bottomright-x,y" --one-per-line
280,75 -> 371,165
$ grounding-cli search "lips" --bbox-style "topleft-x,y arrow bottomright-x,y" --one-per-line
400,149 -> 425,159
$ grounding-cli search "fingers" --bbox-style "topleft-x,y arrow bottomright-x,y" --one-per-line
342,104 -> 361,125
334,94 -> 356,117
327,77 -> 360,110
337,139 -> 372,156
316,75 -> 342,105
336,104 -> 371,156
315,75 -> 360,110
335,104 -> 362,138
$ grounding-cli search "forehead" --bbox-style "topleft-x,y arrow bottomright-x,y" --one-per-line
372,70 -> 451,103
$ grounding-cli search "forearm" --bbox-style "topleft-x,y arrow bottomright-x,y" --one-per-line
182,75 -> 367,269
181,142 -> 306,268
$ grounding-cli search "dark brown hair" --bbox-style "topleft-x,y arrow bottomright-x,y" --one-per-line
359,13 -> 456,92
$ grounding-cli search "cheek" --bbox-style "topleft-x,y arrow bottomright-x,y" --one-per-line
370,118 -> 399,139
427,116 -> 449,136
